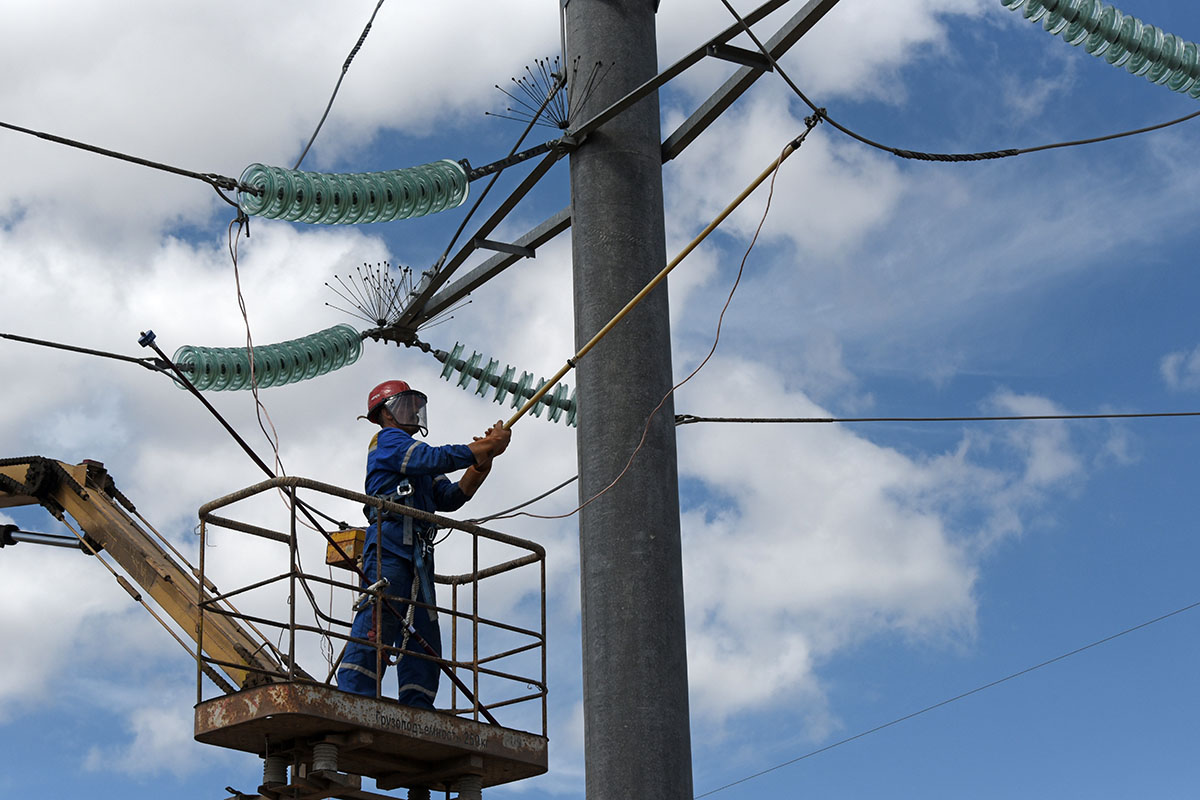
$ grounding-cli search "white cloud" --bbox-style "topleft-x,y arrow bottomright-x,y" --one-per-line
0,0 -> 559,238
1161,344 -> 1200,391
0,545 -> 129,722
656,0 -> 987,104
660,96 -> 1200,393
779,0 -> 988,103
674,359 -> 1115,731
667,88 -> 905,260
82,684 -> 240,778
991,391 -> 1082,486
0,2 -> 1169,796
999,54 -> 1079,122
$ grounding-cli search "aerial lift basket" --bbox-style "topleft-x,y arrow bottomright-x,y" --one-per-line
194,476 -> 548,797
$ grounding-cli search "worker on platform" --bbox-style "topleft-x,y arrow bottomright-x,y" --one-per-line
337,379 -> 511,708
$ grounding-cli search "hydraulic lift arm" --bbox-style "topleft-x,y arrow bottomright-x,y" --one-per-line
0,456 -> 286,691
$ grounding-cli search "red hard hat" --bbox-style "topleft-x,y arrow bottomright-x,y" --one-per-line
366,379 -> 412,423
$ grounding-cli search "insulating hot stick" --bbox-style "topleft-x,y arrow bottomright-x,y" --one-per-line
504,129 -> 813,430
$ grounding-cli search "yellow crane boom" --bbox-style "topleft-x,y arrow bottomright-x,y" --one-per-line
0,456 -> 286,691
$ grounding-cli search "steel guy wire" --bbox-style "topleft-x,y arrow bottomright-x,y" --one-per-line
292,0 -> 388,170
718,0 -> 1200,163
693,597 -> 1200,798
489,117 -> 817,523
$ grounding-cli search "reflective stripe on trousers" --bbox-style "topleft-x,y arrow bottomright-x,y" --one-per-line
336,546 -> 440,709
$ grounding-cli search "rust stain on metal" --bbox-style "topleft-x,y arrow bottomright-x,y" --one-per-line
195,682 -> 547,788
192,476 -> 548,789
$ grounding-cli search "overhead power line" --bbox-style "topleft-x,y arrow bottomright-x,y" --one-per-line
501,114 -> 821,434
0,331 -> 175,375
485,119 -> 819,524
292,0 -> 389,170
0,119 -> 259,202
445,409 -> 1200,522
694,598 -> 1200,798
675,411 -> 1200,425
718,0 -> 1200,163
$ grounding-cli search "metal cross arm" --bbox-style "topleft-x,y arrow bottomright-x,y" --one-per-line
662,0 -> 842,161
418,207 -> 572,326
568,0 -> 835,139
706,42 -> 776,71
403,0 -> 841,321
460,138 -> 564,182
389,145 -> 571,334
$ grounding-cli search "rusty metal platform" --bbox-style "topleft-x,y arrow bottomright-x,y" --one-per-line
195,683 -> 547,792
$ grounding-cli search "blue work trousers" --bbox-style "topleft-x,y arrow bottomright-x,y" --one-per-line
337,546 -> 441,708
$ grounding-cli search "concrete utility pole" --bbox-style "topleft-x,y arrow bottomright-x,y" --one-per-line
564,2 -> 694,799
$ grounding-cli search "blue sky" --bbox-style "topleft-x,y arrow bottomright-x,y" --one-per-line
2,1 -> 1198,798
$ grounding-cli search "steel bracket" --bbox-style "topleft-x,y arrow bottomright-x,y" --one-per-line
471,238 -> 536,259
706,42 -> 773,71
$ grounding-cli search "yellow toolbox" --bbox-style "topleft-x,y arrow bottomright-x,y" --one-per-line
326,528 -> 366,570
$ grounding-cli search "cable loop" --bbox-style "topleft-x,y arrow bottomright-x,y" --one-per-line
719,0 -> 1200,165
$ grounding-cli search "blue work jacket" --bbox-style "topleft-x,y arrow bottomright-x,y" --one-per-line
363,427 -> 476,557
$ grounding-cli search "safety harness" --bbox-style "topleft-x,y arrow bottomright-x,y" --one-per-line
362,479 -> 439,652
367,480 -> 437,551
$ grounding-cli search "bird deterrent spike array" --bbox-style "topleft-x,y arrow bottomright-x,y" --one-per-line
173,324 -> 362,391
435,342 -> 577,427
326,261 -> 416,329
236,159 -> 469,224
1002,0 -> 1200,97
486,55 -> 609,131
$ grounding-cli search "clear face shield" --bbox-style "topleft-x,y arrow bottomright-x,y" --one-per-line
384,390 -> 428,436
